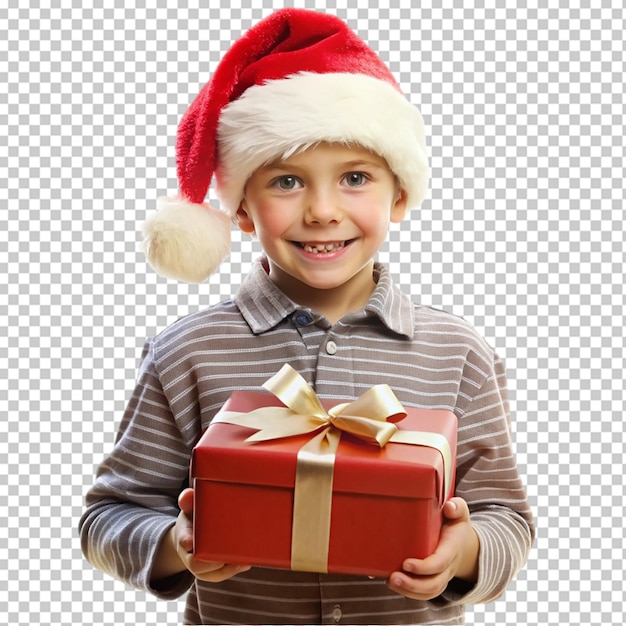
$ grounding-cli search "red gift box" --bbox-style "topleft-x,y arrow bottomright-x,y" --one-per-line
191,371 -> 457,578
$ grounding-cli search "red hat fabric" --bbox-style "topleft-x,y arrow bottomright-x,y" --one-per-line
143,8 -> 429,283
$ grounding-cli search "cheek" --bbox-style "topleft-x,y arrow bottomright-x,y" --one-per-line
252,204 -> 291,239
357,208 -> 391,238
346,190 -> 396,232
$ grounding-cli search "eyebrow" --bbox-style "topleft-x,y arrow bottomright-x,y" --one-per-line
341,160 -> 386,170
261,159 -> 386,173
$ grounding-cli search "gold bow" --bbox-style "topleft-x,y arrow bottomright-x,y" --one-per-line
211,363 -> 452,572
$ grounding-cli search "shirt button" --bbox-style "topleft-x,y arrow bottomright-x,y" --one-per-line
325,340 -> 337,355
332,604 -> 342,623
295,313 -> 312,326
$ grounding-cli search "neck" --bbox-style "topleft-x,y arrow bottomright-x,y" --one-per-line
268,262 -> 377,324
296,287 -> 371,324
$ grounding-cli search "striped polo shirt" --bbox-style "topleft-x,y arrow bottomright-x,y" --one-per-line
80,257 -> 534,625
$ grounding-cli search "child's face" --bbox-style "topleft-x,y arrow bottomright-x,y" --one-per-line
237,142 -> 407,312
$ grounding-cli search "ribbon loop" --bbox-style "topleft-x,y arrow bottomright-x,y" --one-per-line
263,363 -> 327,419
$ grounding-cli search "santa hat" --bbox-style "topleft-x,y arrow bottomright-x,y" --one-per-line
143,8 -> 429,283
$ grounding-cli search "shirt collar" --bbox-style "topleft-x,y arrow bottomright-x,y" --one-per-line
235,257 -> 414,338
365,263 -> 415,338
234,257 -> 299,334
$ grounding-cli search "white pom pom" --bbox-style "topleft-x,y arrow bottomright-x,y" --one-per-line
142,196 -> 232,283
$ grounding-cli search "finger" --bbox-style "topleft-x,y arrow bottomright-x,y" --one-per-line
174,508 -> 194,554
178,488 -> 194,515
401,552 -> 451,578
443,497 -> 469,521
387,570 -> 448,601
178,522 -> 194,553
178,552 -> 226,578
195,562 -> 252,583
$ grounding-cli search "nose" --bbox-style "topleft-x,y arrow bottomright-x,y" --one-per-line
304,190 -> 342,225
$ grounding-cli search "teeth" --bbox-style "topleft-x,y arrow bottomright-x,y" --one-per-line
303,242 -> 346,253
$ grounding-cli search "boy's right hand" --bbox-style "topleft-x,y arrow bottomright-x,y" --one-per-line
173,488 -> 251,582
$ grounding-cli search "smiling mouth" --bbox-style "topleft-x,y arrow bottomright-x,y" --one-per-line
294,241 -> 351,253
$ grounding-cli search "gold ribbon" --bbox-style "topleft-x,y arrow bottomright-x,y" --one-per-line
211,363 -> 453,572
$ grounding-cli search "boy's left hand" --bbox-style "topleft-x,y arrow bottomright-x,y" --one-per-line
387,497 -> 479,601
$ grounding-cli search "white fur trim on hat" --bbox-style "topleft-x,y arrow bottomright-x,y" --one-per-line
215,72 -> 429,216
142,196 -> 231,283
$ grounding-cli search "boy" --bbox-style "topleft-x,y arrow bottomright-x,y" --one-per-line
80,9 -> 534,625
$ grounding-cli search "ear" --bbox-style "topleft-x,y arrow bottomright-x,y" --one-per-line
236,201 -> 256,234
390,188 -> 408,223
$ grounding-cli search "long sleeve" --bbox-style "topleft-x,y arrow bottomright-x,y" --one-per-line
443,351 -> 535,604
78,340 -> 197,599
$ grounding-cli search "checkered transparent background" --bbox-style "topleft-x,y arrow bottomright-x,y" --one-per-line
1,2 -> 624,625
